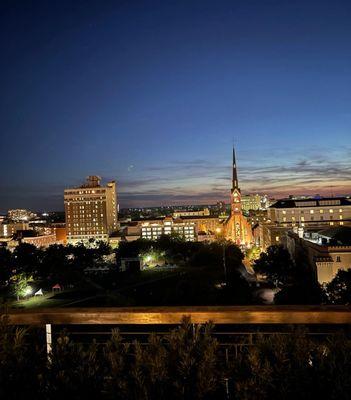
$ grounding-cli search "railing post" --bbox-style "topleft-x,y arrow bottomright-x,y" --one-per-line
225,347 -> 230,399
225,347 -> 229,364
46,323 -> 52,356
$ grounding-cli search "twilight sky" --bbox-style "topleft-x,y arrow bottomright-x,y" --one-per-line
0,0 -> 350,212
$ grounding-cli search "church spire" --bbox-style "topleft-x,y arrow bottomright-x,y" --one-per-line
232,146 -> 239,191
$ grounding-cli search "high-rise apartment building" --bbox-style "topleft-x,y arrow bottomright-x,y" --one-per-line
64,176 -> 118,244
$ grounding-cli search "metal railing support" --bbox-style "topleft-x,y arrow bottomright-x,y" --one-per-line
46,323 -> 52,356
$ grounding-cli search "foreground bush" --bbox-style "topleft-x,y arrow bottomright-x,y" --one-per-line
1,316 -> 351,399
0,315 -> 45,400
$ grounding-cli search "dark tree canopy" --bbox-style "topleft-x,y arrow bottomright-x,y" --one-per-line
0,248 -> 13,286
325,268 -> 351,304
12,243 -> 40,276
254,245 -> 294,285
274,281 -> 325,305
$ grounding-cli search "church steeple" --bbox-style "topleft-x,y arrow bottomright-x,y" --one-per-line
232,146 -> 240,192
226,146 -> 252,246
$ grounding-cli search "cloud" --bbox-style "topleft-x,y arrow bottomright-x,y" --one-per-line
118,148 -> 351,207
1,147 -> 349,211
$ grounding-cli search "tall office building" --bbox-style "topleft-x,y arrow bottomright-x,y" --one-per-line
64,176 -> 118,244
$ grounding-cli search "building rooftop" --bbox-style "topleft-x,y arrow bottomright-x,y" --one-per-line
317,226 -> 351,246
270,197 -> 351,209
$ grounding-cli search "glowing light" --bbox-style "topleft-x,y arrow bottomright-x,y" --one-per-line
24,286 -> 33,296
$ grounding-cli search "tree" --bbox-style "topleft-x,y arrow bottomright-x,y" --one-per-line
95,240 -> 113,259
12,243 -> 40,276
274,281 -> 325,305
10,273 -> 34,301
225,243 -> 245,273
39,244 -> 76,284
246,246 -> 261,262
325,268 -> 351,304
0,247 -> 13,287
274,246 -> 325,305
254,245 -> 294,286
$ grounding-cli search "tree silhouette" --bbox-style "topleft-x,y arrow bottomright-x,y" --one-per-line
254,245 -> 294,286
325,268 -> 351,304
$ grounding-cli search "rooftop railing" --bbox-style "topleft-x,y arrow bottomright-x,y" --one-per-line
4,305 -> 351,354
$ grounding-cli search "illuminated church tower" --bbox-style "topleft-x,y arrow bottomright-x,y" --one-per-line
231,147 -> 241,214
226,147 -> 252,245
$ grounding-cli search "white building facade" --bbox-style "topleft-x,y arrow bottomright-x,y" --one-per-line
141,217 -> 196,241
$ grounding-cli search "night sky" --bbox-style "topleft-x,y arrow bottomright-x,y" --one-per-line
1,0 -> 350,212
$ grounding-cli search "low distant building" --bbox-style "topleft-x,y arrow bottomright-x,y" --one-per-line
118,214 -> 222,243
179,215 -> 222,235
197,231 -> 216,242
7,209 -> 37,222
0,222 -> 30,238
120,222 -> 143,242
141,217 -> 197,241
287,227 -> 351,284
241,194 -> 270,212
118,257 -> 141,272
22,234 -> 57,248
261,197 -> 351,249
268,197 -> 351,228
54,226 -> 67,244
173,207 -> 210,218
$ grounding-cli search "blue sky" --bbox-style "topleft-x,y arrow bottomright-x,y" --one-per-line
0,0 -> 350,211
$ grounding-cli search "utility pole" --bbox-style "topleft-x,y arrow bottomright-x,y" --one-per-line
216,227 -> 227,283
223,241 -> 227,284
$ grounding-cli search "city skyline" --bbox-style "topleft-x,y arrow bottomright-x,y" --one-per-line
1,0 -> 350,211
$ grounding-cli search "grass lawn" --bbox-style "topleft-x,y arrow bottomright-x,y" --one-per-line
11,294 -> 69,309
8,264 -> 252,308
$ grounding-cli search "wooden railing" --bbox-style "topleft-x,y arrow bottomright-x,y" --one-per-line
6,305 -> 351,325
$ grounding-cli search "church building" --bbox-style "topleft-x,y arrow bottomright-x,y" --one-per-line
225,148 -> 253,245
